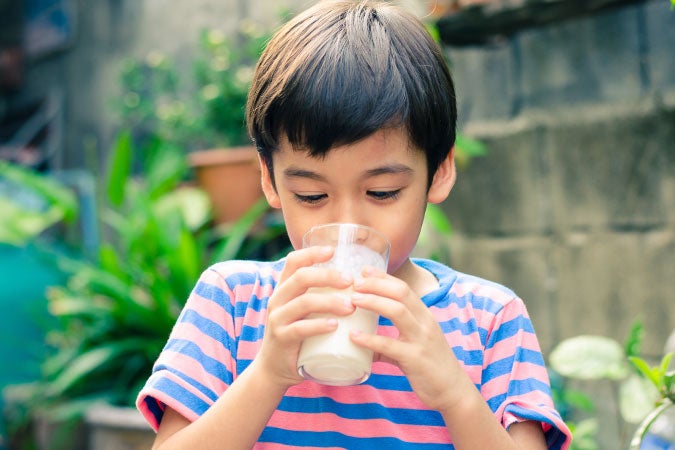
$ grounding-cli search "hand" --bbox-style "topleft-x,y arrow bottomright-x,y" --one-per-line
254,246 -> 356,388
349,267 -> 468,412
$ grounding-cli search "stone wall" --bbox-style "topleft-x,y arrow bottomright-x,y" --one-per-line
440,2 -> 675,446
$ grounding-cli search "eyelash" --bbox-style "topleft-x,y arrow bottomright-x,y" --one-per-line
294,190 -> 402,204
367,190 -> 401,200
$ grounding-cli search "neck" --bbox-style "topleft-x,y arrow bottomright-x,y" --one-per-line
393,258 -> 439,298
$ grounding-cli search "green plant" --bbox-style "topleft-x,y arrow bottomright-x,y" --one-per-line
0,162 -> 78,246
1,132 -> 286,428
115,22 -> 272,153
627,353 -> 674,449
549,320 -> 673,449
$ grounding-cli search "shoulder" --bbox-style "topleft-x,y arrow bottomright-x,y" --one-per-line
189,259 -> 284,307
203,259 -> 284,287
414,258 -> 521,310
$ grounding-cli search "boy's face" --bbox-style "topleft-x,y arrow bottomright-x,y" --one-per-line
260,127 -> 455,277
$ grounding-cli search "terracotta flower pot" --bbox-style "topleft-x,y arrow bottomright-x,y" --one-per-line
188,146 -> 263,224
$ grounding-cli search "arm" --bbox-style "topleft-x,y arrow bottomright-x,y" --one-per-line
350,267 -> 550,450
150,246 -> 357,449
152,359 -> 287,450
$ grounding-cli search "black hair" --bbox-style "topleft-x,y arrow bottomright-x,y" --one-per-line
246,0 -> 456,186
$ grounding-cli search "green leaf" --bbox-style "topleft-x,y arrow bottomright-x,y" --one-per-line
549,335 -> 629,380
624,318 -> 644,358
455,134 -> 488,161
106,131 -> 133,206
629,356 -> 662,389
619,374 -> 660,424
568,418 -> 599,450
212,197 -> 270,262
659,353 -> 673,379
144,140 -> 188,199
46,340 -> 145,398
0,161 -> 78,221
0,162 -> 79,245
424,204 -> 452,234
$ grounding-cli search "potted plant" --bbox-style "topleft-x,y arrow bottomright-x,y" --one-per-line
115,22 -> 274,225
1,132 -> 289,449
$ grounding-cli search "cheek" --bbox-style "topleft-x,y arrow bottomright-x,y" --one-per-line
381,220 -> 424,273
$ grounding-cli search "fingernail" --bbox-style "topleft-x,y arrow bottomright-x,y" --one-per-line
327,318 -> 338,327
362,266 -> 375,276
321,246 -> 333,255
341,272 -> 353,283
353,276 -> 364,287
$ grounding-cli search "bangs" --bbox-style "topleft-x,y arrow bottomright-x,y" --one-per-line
248,1 -> 455,174
274,20 -> 409,155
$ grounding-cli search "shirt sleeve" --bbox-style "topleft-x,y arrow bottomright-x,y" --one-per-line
481,296 -> 572,450
136,265 -> 239,431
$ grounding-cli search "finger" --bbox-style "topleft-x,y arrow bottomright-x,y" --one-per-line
271,265 -> 354,310
350,330 -> 408,364
353,269 -> 428,317
350,291 -> 419,334
280,246 -> 335,283
272,289 -> 356,326
273,316 -> 340,344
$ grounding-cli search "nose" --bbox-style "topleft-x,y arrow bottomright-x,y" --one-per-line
331,198 -> 364,226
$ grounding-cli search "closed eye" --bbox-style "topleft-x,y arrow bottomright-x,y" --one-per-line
294,193 -> 327,204
367,190 -> 401,201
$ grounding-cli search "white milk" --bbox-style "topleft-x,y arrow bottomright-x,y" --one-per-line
297,243 -> 386,386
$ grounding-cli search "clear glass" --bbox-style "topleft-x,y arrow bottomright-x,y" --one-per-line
297,223 -> 390,386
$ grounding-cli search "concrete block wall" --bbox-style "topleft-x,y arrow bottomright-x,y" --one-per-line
443,0 -> 675,354
442,3 -> 675,446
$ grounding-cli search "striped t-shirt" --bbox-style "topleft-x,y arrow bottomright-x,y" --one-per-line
137,258 -> 571,449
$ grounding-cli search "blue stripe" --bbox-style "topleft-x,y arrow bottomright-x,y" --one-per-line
505,404 -> 568,450
260,428 -> 455,450
240,323 -> 266,342
483,348 -> 546,381
451,346 -> 484,367
235,295 -> 266,316
438,316 -> 478,336
154,377 -> 211,417
163,338 -> 234,384
485,315 -> 535,350
486,378 -> 552,412
279,396 -> 444,426
153,364 -> 219,403
366,373 -> 413,391
178,309 -> 235,353
193,280 -> 231,308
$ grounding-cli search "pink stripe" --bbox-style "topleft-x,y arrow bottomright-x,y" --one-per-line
158,349 -> 230,394
170,321 -> 234,362
268,410 -> 449,443
255,443 -> 342,450
450,280 -> 515,305
237,339 -> 263,361
481,361 -> 550,401
484,332 -> 541,363
287,380 -> 429,411
429,300 -> 477,323
236,307 -> 268,333
187,291 -> 235,323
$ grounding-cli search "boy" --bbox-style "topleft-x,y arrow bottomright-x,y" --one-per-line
137,1 -> 572,449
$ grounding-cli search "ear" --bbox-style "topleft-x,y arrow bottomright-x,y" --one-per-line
259,154 -> 281,209
427,146 -> 456,204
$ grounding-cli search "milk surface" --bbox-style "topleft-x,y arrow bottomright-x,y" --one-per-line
297,243 -> 386,385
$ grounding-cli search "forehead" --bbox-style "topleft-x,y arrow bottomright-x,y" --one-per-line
276,128 -> 419,162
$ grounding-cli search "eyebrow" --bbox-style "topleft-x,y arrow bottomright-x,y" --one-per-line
283,163 -> 413,181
